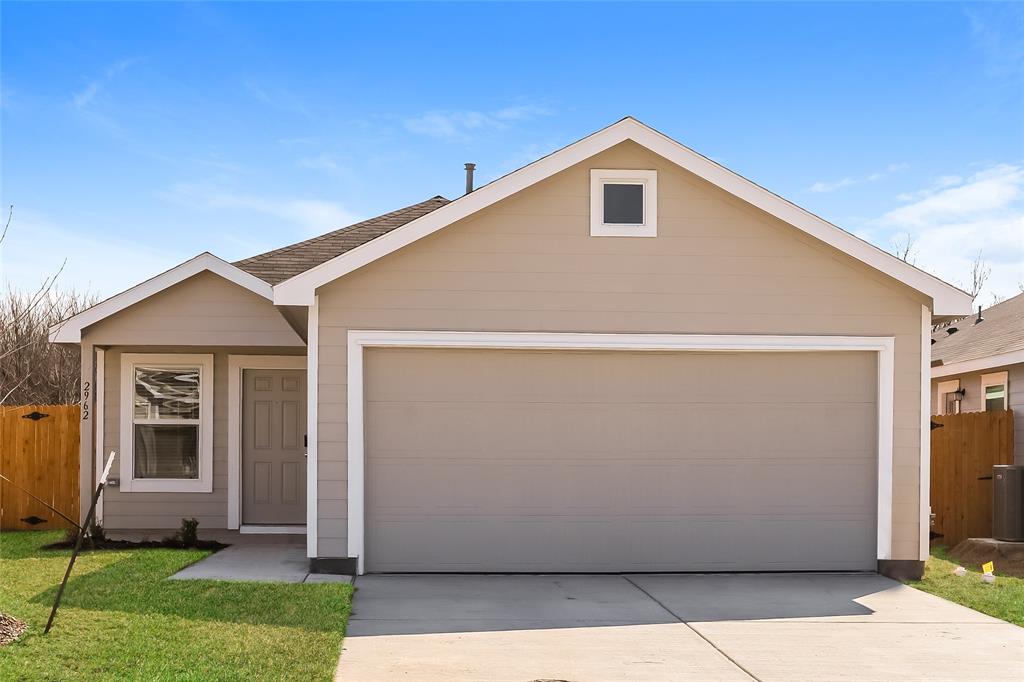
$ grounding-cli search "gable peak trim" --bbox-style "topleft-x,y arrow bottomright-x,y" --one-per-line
49,252 -> 273,343
271,117 -> 971,316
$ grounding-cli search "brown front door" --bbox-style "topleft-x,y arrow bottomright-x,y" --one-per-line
242,368 -> 307,525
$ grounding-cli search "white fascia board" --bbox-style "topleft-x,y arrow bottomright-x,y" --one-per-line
272,118 -> 972,315
931,349 -> 1024,378
49,253 -> 273,343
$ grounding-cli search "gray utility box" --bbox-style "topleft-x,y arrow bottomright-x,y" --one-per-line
993,465 -> 1024,542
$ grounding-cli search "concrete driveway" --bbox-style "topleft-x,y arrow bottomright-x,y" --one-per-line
337,573 -> 1023,681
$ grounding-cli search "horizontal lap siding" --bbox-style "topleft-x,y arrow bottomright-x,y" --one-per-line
316,140 -> 927,560
83,271 -> 303,347
934,365 -> 1024,465
82,273 -> 306,530
97,346 -> 305,529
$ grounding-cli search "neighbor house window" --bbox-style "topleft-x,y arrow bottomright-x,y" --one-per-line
981,371 -> 1008,411
937,379 -> 961,416
590,169 -> 657,237
119,354 -> 214,493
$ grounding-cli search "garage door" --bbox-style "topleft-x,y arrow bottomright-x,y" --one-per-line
364,348 -> 877,572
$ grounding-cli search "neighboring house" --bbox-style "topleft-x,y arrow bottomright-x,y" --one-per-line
931,292 -> 1024,464
51,118 -> 972,578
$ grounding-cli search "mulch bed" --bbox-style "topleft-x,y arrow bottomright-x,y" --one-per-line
41,538 -> 228,552
0,613 -> 28,646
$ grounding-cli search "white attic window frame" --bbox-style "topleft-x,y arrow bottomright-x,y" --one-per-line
590,169 -> 658,237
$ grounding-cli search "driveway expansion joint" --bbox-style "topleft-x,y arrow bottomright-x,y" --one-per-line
620,575 -> 761,682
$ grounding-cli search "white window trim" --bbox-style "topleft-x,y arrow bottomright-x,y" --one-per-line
227,354 -> 308,529
936,379 -> 961,416
346,330 -> 895,575
119,353 -> 214,493
590,169 -> 658,237
981,371 -> 1009,411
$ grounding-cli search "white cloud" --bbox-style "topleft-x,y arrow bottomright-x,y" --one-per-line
808,163 -> 909,193
297,153 -> 340,173
243,79 -> 312,118
881,164 -> 1024,227
71,58 -> 139,110
166,183 -> 356,237
403,105 -> 552,141
966,5 -> 1024,79
0,209 -> 183,298
866,164 -> 1024,304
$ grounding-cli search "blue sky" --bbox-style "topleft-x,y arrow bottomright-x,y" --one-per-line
2,2 -> 1022,303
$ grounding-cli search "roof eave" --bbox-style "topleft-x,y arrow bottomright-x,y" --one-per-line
271,117 -> 973,314
48,253 -> 274,344
931,348 -> 1024,378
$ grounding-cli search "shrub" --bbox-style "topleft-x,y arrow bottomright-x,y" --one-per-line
178,518 -> 200,547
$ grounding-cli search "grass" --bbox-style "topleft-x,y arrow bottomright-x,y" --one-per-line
907,547 -> 1024,627
0,530 -> 352,680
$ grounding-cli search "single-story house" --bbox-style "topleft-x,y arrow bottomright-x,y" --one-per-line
931,292 -> 1023,463
52,117 -> 973,578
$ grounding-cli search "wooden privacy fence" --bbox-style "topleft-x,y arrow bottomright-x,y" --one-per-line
931,410 -> 1014,548
0,405 -> 80,531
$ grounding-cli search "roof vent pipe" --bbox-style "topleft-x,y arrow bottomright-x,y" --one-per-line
975,305 -> 984,324
464,163 -> 476,195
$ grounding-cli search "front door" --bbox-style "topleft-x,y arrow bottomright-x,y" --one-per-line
242,368 -> 307,525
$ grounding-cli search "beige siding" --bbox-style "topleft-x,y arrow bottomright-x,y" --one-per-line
316,140 -> 928,561
931,364 -> 1024,465
96,346 -> 304,529
80,271 -> 306,530
83,271 -> 303,347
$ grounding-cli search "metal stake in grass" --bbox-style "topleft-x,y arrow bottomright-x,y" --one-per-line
44,452 -> 115,635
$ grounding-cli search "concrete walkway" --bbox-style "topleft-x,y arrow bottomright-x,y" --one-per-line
337,573 -> 1023,681
169,544 -> 351,584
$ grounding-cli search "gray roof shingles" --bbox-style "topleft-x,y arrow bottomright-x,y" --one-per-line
234,196 -> 450,285
932,292 -> 1024,366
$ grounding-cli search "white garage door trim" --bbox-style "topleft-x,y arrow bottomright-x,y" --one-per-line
346,330 -> 895,575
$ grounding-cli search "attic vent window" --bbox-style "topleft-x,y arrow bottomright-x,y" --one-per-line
590,169 -> 657,237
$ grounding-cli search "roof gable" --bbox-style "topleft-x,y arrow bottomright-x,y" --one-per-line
932,292 -> 1024,376
49,253 -> 273,343
272,117 -> 972,316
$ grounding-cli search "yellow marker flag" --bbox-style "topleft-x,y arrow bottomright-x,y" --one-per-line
982,561 -> 994,574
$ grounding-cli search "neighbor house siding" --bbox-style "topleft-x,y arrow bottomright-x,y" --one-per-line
932,364 -> 1024,465
80,271 -> 305,529
314,140 -> 929,561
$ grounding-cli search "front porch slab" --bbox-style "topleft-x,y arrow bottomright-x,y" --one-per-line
168,543 -> 352,584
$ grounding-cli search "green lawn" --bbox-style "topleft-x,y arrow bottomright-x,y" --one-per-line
908,547 -> 1024,627
0,530 -> 352,680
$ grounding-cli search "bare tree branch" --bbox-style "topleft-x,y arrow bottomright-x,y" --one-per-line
0,208 -> 96,405
965,250 -> 992,302
0,204 -> 12,247
890,232 -> 917,264
0,286 -> 96,405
